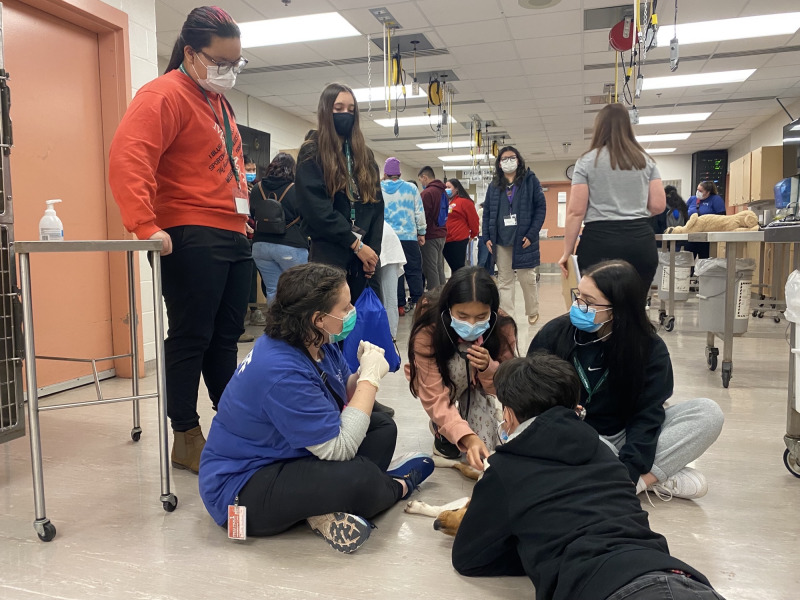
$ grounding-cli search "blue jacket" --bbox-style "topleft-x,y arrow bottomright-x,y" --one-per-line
381,178 -> 427,241
483,169 -> 547,269
687,194 -> 725,217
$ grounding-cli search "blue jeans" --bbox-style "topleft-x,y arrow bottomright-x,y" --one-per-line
607,572 -> 725,599
252,242 -> 309,303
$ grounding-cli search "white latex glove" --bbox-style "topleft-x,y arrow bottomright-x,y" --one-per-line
357,340 -> 385,361
357,344 -> 390,390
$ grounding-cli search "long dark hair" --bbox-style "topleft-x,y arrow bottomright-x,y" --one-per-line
264,263 -> 347,351
698,181 -> 719,196
492,145 -> 527,191
165,6 -> 240,74
585,103 -> 648,170
408,267 -> 516,403
665,185 -> 688,222
447,178 -> 471,201
299,82 -> 378,204
583,260 -> 656,405
266,152 -> 296,181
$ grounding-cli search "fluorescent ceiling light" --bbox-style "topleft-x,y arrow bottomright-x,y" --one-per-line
443,165 -> 493,171
239,13 -> 360,48
636,133 -> 691,142
353,85 -> 427,103
642,70 -> 755,91
417,140 -> 475,150
375,115 -> 456,128
792,124 -> 800,131
438,154 -> 495,162
637,113 -> 710,125
656,13 -> 800,47
784,138 -> 800,144
645,148 -> 677,154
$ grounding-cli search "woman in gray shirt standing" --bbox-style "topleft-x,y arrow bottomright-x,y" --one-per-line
559,104 -> 666,301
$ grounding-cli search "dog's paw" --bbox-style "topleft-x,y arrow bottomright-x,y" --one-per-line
405,500 -> 428,514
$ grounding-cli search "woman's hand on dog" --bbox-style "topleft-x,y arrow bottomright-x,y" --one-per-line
461,434 -> 489,471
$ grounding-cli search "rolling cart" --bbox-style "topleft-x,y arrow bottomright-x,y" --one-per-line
14,240 -> 177,542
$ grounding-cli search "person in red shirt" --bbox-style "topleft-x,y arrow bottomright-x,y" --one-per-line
443,178 -> 481,273
109,6 -> 251,473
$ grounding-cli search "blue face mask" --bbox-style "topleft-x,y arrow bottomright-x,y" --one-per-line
445,188 -> 454,198
246,172 -> 257,183
569,302 -> 611,333
449,311 -> 491,342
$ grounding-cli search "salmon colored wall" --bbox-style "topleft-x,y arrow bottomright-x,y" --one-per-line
6,0 -> 140,388
539,181 -> 571,264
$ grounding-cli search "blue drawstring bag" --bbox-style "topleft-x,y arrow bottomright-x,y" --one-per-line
343,287 -> 401,373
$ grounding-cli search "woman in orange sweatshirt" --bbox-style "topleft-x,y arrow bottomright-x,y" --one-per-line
407,267 -> 517,470
443,178 -> 481,273
109,6 -> 250,473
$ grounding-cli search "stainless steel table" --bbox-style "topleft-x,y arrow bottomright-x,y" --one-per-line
13,240 -> 177,542
654,233 -> 689,332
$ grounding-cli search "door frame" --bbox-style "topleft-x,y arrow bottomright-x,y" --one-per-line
14,0 -> 140,377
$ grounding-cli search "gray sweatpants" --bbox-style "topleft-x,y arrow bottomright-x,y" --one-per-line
602,397 -> 724,482
421,237 -> 446,290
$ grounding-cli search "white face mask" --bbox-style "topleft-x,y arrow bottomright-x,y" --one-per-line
500,157 -> 518,173
192,56 -> 237,94
695,191 -> 705,200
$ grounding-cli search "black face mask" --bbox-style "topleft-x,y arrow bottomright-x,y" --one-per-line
333,112 -> 355,138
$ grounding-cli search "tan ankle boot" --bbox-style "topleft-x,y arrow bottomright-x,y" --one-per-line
171,426 -> 206,474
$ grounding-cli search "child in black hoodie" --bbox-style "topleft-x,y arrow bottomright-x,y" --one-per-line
452,353 -> 725,600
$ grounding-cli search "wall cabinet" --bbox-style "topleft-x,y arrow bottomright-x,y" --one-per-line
728,146 -> 782,206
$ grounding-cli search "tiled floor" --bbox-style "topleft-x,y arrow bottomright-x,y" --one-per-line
1,274 -> 798,599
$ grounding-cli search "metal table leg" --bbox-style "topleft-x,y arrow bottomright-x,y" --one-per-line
19,253 -> 56,541
127,251 -> 142,442
720,242 -> 738,388
151,251 -> 177,512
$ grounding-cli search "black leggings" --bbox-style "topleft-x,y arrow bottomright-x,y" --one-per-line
237,411 -> 401,536
443,238 -> 470,273
577,219 -> 657,302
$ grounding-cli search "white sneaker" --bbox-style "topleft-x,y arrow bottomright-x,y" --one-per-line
650,467 -> 708,501
306,512 -> 372,553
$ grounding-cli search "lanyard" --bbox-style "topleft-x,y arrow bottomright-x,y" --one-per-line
572,355 -> 609,405
506,184 -> 516,210
343,140 -> 359,224
179,64 -> 240,186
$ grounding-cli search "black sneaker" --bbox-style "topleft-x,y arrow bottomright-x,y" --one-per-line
373,401 -> 395,417
405,301 -> 416,313
429,421 -> 461,460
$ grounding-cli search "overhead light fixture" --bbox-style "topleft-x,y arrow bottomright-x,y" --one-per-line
443,165 -> 493,171
352,85 -> 427,103
656,12 -> 800,47
792,124 -> 800,131
636,133 -> 691,142
438,154 -> 495,162
637,113 -> 711,125
239,12 -> 360,48
375,115 -> 457,128
645,148 -> 677,154
417,140 -> 475,150
642,70 -> 755,91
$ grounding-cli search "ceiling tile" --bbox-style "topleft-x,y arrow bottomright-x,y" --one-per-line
522,55 -> 582,76
508,10 -> 582,40
435,19 -> 510,48
448,41 -> 519,66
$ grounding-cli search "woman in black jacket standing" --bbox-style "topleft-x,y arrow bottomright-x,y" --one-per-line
295,83 -> 384,304
251,152 -> 308,303
482,146 -> 546,325
528,260 -> 724,501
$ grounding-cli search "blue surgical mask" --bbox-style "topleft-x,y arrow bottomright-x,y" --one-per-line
246,172 -> 256,183
569,302 -> 611,333
497,419 -> 509,444
324,307 -> 357,343
445,188 -> 454,198
449,311 -> 491,342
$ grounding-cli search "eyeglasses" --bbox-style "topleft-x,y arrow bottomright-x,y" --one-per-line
570,288 -> 612,313
199,51 -> 248,75
500,157 -> 516,163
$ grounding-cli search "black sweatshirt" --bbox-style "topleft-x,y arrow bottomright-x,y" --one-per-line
294,135 -> 384,270
452,407 -> 710,600
528,315 -> 673,482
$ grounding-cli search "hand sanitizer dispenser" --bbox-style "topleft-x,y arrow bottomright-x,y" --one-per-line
39,199 -> 64,241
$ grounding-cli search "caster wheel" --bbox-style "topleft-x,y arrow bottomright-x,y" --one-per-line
664,317 -> 675,332
658,311 -> 666,325
783,449 -> 800,478
758,312 -> 764,318
721,369 -> 731,388
646,297 -> 651,308
752,310 -> 758,317
774,317 -> 781,324
37,522 -> 56,542
163,496 -> 178,512
131,430 -> 142,442
707,348 -> 718,372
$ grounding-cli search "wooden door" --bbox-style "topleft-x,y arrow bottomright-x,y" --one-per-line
729,157 -> 742,206
5,0 -> 114,391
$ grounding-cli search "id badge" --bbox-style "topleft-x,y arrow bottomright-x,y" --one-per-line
234,195 -> 250,215
504,214 -> 517,227
228,503 -> 247,540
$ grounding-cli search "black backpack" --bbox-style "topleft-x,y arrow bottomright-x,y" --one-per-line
253,182 -> 298,234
